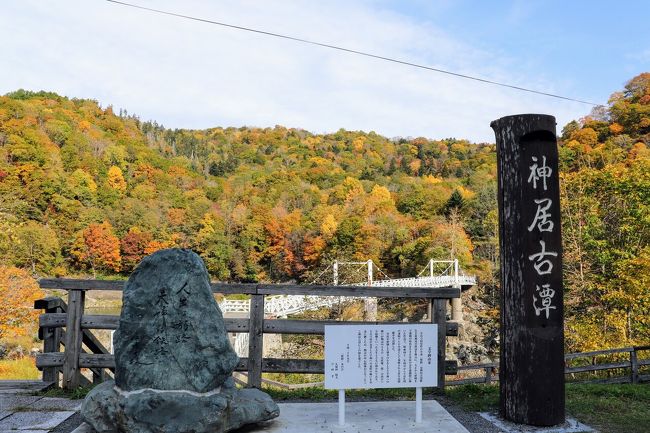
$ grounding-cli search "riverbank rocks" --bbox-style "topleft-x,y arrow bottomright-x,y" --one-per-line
81,249 -> 279,433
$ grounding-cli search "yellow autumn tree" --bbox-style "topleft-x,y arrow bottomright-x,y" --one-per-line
320,214 -> 338,239
366,185 -> 395,214
107,165 -> 126,193
0,266 -> 42,340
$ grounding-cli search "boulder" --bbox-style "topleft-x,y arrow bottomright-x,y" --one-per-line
82,249 -> 279,433
114,249 -> 238,392
82,379 -> 279,433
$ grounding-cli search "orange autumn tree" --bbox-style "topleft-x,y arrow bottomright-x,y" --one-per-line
144,235 -> 180,255
264,207 -> 303,279
0,266 -> 42,340
71,222 -> 121,277
120,227 -> 153,272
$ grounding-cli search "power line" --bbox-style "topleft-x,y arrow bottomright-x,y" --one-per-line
104,0 -> 601,106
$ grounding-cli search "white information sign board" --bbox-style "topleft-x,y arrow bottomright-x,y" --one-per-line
324,324 -> 438,390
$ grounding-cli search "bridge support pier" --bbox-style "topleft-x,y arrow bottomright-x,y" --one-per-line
451,297 -> 462,322
364,298 -> 378,321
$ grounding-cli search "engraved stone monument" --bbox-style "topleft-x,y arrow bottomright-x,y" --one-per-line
81,249 -> 279,433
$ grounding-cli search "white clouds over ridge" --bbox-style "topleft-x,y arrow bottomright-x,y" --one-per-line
0,0 -> 589,142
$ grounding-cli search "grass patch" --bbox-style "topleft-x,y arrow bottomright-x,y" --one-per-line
266,386 -> 441,401
446,383 -> 499,411
0,357 -> 40,380
446,383 -> 650,433
11,405 -> 38,412
36,385 -> 96,400
566,383 -> 650,433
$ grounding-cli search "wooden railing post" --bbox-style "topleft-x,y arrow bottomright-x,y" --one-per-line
247,294 -> 264,388
92,365 -> 106,384
42,304 -> 63,385
432,298 -> 447,390
36,297 -> 64,386
485,366 -> 493,384
631,348 -> 639,384
63,289 -> 85,390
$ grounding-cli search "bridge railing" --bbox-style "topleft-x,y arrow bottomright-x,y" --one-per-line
34,278 -> 461,390
370,275 -> 477,288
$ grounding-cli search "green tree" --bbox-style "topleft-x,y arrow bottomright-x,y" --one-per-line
443,189 -> 464,216
13,220 -> 60,275
195,213 -> 232,280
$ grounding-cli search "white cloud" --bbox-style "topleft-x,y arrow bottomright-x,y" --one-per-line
627,48 -> 650,64
0,0 -> 589,142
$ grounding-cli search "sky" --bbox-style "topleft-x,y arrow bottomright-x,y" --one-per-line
1,0 -> 649,142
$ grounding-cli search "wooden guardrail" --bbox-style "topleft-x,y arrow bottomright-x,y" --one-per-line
447,346 -> 650,386
34,279 -> 461,390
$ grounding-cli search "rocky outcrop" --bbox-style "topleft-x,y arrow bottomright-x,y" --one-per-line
448,289 -> 498,365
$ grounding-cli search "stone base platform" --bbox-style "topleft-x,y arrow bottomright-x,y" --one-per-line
74,400 -> 470,433
0,382 -> 81,433
479,412 -> 594,433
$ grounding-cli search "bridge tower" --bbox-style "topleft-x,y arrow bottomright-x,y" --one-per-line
330,258 -> 474,323
426,259 -> 463,321
365,259 -> 377,321
451,259 -> 462,321
331,260 -> 377,321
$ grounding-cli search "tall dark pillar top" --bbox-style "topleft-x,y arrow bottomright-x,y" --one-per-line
491,114 -> 565,426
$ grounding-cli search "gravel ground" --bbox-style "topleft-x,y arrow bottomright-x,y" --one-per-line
436,396 -> 504,433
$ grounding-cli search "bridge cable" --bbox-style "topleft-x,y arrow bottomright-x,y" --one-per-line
308,264 -> 332,285
103,0 -> 601,106
373,263 -> 391,281
352,264 -> 368,285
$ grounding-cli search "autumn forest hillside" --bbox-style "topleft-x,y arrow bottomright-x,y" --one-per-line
1,73 -> 649,352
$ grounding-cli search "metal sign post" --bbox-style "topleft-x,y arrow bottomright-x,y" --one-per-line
415,386 -> 422,423
338,389 -> 345,425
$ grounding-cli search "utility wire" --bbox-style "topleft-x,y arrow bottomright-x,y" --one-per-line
104,0 -> 600,106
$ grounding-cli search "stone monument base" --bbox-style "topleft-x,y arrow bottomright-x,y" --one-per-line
82,378 -> 279,433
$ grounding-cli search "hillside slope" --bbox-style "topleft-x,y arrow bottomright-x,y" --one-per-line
0,73 -> 648,351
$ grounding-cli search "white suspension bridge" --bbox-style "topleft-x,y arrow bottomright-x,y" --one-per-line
111,259 -> 476,356
226,259 -> 476,357
218,259 -> 476,318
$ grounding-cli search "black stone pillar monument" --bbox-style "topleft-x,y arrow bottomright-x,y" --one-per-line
491,114 -> 565,426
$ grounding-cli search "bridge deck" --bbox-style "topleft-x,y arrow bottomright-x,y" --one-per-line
219,275 -> 476,316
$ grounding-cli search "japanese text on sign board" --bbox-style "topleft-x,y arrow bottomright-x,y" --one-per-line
324,324 -> 438,389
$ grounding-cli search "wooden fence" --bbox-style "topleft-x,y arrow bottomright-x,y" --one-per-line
34,278 -> 461,390
447,346 -> 650,386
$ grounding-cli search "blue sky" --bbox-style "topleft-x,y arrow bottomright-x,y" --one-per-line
1,0 -> 648,142
381,0 -> 650,104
